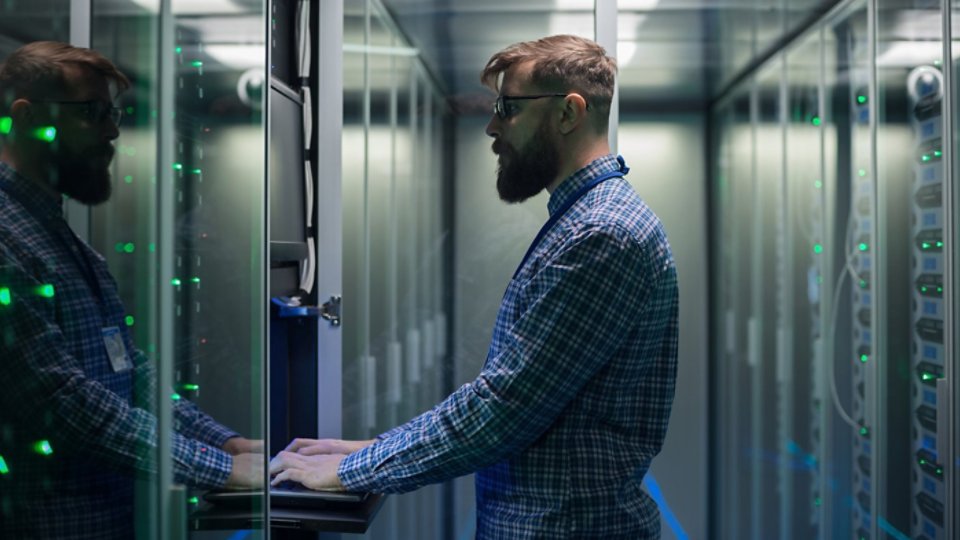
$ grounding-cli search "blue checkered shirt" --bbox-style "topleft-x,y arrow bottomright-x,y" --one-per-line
0,162 -> 238,539
339,155 -> 679,539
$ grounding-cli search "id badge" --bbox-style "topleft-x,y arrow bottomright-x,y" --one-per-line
102,326 -> 132,372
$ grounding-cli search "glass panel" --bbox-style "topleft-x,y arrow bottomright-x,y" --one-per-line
876,1 -> 946,539
753,61 -> 785,539
785,27 -> 825,539
91,0 -> 268,537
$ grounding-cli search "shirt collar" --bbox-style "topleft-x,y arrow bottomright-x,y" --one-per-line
546,154 -> 621,217
0,161 -> 65,221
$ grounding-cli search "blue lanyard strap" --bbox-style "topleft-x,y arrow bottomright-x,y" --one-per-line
512,155 -> 630,279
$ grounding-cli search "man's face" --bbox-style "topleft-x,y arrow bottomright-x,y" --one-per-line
485,63 -> 560,203
29,64 -> 119,205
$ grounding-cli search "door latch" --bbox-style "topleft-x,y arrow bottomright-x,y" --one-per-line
321,295 -> 341,326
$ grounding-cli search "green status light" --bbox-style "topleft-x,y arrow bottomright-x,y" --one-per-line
814,180 -> 823,189
125,315 -> 135,327
0,287 -> 11,306
189,496 -> 199,505
860,354 -> 869,363
171,278 -> 182,286
191,60 -> 203,68
814,497 -> 822,507
171,393 -> 182,401
191,277 -> 201,284
922,371 -> 937,381
38,284 -> 55,298
857,95 -> 868,104
858,169 -> 867,177
811,116 -> 822,126
124,243 -> 135,254
0,454 -> 8,474
180,383 -> 200,391
813,244 -> 823,254
175,46 -> 182,54
0,116 -> 12,135
859,427 -> 869,437
33,440 -> 53,456
124,175 -> 133,184
34,126 -> 57,143
173,162 -> 183,171
191,168 -> 202,175
858,243 -> 869,252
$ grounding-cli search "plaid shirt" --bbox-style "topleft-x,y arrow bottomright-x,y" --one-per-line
0,162 -> 237,539
339,155 -> 679,539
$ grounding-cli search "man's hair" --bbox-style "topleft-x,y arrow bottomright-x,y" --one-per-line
481,34 -> 616,132
0,41 -> 130,120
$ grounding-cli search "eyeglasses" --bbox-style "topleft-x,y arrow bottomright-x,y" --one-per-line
493,94 -> 569,119
36,100 -> 123,126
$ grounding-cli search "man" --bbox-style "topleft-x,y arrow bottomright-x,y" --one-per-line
270,35 -> 679,539
0,42 -> 262,539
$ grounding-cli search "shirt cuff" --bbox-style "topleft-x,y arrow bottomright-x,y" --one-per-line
172,436 -> 233,489
337,445 -> 380,493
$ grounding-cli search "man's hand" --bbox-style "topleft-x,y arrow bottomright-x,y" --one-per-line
269,451 -> 346,491
283,438 -> 375,456
225,453 -> 265,489
222,437 -> 264,455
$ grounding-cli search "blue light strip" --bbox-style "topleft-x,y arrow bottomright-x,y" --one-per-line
643,473 -> 689,540
226,531 -> 252,540
877,517 -> 909,540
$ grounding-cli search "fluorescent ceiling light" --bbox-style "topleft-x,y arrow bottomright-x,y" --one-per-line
205,44 -> 265,69
618,41 -> 638,65
130,0 -> 246,15
877,41 -> 960,67
620,0 -> 661,10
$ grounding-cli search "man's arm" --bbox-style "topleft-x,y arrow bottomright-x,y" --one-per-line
0,258 -> 241,489
335,226 -> 665,493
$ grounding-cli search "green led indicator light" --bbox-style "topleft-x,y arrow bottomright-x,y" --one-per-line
922,154 -> 931,162
859,427 -> 869,437
857,95 -> 867,104
124,175 -> 133,184
858,243 -> 869,252
180,383 -> 199,391
191,60 -> 203,68
34,126 -> 57,142
0,455 -> 8,474
123,243 -> 135,253
814,180 -> 823,189
859,280 -> 867,289
936,241 -> 943,248
175,46 -> 182,54
171,393 -> 181,401
860,354 -> 868,363
171,278 -> 182,286
814,497 -> 822,506
858,169 -> 867,177
149,243 -> 156,253
922,372 -> 936,381
33,440 -> 53,456
173,162 -> 183,171
191,277 -> 200,284
38,284 -> 54,298
811,116 -> 821,126
934,150 -> 942,158
936,467 -> 943,475
813,244 -> 823,254
189,496 -> 199,504
125,106 -> 134,115
0,116 -> 12,135
921,286 -> 928,293
0,287 -> 11,306
920,457 -> 927,465
191,168 -> 202,175
935,59 -> 943,67
125,315 -> 135,327
937,287 -> 943,293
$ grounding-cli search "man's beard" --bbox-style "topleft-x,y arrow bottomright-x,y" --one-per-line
494,119 -> 559,203
47,145 -> 114,205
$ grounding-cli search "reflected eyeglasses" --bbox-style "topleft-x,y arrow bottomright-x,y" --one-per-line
493,94 -> 569,119
36,100 -> 124,126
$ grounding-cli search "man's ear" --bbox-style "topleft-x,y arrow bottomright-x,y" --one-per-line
558,93 -> 588,135
8,99 -> 35,134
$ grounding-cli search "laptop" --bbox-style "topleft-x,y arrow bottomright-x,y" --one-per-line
204,483 -> 369,510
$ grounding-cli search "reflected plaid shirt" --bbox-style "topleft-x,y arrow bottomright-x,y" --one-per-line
0,163 -> 237,539
340,155 -> 679,539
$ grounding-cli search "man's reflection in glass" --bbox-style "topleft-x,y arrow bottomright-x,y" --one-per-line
0,41 -> 262,539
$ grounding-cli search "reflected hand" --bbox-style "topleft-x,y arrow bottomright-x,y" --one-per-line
283,438 -> 375,456
269,451 -> 346,491
225,453 -> 265,489
222,437 -> 264,455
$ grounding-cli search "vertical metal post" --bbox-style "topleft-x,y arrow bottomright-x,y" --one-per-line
867,1 -> 881,538
66,0 -> 92,240
316,0 -> 344,441
594,0 -> 618,152
156,0 -> 175,538
940,0 -> 956,538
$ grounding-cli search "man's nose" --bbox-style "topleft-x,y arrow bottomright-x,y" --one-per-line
485,115 -> 500,138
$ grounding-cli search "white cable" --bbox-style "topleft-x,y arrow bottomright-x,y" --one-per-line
825,208 -> 863,431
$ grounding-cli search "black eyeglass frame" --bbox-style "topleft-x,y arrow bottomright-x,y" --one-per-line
34,99 -> 123,126
493,93 -> 576,119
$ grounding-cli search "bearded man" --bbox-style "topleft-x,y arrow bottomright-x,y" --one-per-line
270,34 -> 680,539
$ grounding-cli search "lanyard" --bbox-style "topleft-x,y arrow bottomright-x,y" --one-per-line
513,156 -> 630,279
